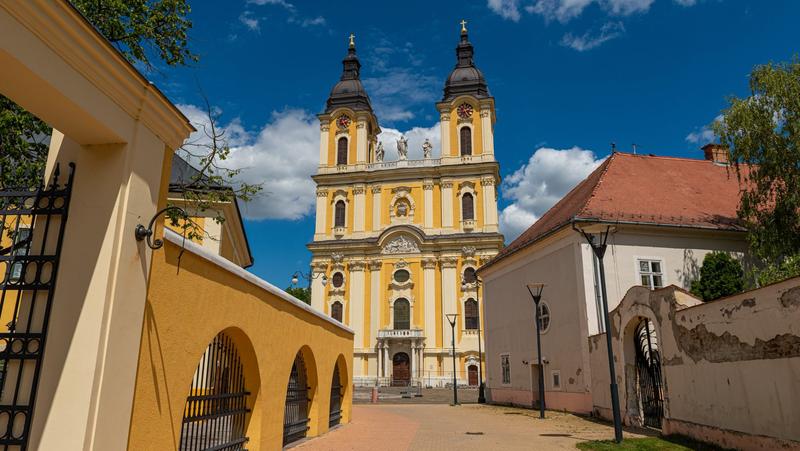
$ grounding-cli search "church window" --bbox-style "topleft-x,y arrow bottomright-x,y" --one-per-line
463,267 -> 477,284
501,354 -> 511,384
332,272 -> 344,288
462,193 -> 474,221
460,127 -> 472,156
465,298 -> 479,330
537,302 -> 551,333
334,200 -> 346,227
331,301 -> 343,322
393,269 -> 410,283
393,298 -> 410,330
337,137 -> 348,165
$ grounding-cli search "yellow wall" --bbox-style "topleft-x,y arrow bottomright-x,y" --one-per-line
128,240 -> 354,450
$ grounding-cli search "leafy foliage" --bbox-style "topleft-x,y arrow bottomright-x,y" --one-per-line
285,286 -> 311,304
756,253 -> 800,286
0,97 -> 50,190
690,252 -> 744,301
713,56 -> 800,266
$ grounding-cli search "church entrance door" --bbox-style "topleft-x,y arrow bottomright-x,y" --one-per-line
468,365 -> 479,386
392,352 -> 410,386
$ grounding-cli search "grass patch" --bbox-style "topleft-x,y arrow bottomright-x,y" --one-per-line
577,435 -> 727,450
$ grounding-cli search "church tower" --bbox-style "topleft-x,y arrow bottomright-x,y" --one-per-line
308,25 -> 503,388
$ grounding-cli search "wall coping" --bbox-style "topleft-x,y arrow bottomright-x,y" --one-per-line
164,229 -> 354,335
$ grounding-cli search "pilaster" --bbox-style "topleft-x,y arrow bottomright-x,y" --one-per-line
440,256 -> 459,350
310,261 -> 328,312
368,260 -> 382,348
479,105 -> 494,158
353,184 -> 366,234
441,179 -> 454,231
355,116 -> 368,163
481,177 -> 499,232
422,257 -> 437,350
371,185 -> 382,232
439,111 -> 451,157
348,260 -> 366,348
423,179 -> 434,230
314,188 -> 328,238
319,121 -> 330,166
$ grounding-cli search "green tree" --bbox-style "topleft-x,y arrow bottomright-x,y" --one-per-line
691,252 -> 745,301
285,286 -> 311,305
1,0 -> 197,190
756,253 -> 800,286
713,56 -> 800,267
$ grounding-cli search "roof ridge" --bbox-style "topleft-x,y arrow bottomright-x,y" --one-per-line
576,153 -> 616,218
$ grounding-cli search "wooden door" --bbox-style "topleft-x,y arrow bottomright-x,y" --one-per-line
392,352 -> 410,386
468,365 -> 478,386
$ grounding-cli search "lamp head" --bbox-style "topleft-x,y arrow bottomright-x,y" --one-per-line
526,283 -> 545,301
445,313 -> 459,326
321,275 -> 328,286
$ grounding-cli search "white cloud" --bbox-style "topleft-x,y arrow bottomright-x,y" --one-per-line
525,0 -> 594,23
178,104 -> 320,221
376,123 -> 441,161
488,0 -> 523,21
605,0 -> 654,16
238,11 -> 260,31
674,0 -> 696,5
499,147 -> 604,240
248,0 -> 295,11
561,21 -> 625,51
685,114 -> 722,144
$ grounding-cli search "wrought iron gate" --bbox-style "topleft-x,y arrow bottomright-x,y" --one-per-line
179,332 -> 250,451
0,163 -> 74,450
634,318 -> 663,429
283,353 -> 310,446
329,365 -> 342,428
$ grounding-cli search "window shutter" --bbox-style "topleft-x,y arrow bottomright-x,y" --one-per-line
460,127 -> 472,156
462,193 -> 474,220
337,137 -> 348,165
334,201 -> 346,227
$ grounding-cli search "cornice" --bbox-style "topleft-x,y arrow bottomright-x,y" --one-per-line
2,2 -> 194,149
312,161 -> 500,185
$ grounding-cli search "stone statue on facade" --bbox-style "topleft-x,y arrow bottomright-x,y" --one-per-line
422,138 -> 433,159
396,135 -> 408,160
375,141 -> 384,162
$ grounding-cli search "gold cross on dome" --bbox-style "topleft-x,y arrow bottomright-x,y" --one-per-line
349,33 -> 355,47
460,19 -> 467,33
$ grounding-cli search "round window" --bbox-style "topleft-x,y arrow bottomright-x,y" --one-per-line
393,269 -> 410,283
537,303 -> 551,332
332,272 -> 344,288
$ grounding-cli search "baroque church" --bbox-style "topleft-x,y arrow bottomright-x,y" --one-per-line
307,24 -> 504,386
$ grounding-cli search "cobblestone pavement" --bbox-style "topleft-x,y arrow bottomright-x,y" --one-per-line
296,404 -> 653,450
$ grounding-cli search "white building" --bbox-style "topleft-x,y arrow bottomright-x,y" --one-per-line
479,147 -> 749,413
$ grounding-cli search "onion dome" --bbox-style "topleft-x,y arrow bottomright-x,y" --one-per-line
442,24 -> 490,102
325,35 -> 373,113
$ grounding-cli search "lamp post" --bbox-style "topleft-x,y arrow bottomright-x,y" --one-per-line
290,270 -> 327,289
445,313 -> 459,406
461,277 -> 485,404
573,222 -> 623,443
525,283 -> 546,419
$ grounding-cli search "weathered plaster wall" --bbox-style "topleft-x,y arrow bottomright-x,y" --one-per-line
589,279 -> 800,449
128,232 -> 354,450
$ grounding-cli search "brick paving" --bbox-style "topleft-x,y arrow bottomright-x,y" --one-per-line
296,403 -> 653,450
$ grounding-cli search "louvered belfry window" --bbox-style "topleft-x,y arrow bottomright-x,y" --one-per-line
462,193 -> 474,221
334,200 -> 346,227
331,301 -> 343,322
337,137 -> 348,165
460,127 -> 472,156
465,298 -> 479,330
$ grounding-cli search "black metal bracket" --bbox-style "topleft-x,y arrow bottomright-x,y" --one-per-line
135,206 -> 188,250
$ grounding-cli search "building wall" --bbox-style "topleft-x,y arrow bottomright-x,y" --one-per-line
589,280 -> 800,450
129,232 -> 354,450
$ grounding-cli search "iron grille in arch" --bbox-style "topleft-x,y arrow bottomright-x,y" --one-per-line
0,163 -> 74,450
283,353 -> 310,446
634,317 -> 664,429
328,365 -> 342,428
179,332 -> 250,451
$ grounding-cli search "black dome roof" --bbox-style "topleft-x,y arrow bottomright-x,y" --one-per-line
442,31 -> 490,102
325,44 -> 373,113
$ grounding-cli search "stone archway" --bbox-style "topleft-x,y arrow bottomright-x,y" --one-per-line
392,352 -> 411,386
622,315 -> 664,429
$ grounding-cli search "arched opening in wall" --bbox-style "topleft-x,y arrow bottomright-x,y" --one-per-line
329,362 -> 344,427
465,298 -> 479,330
334,200 -> 346,228
337,137 -> 348,165
331,301 -> 343,322
463,266 -> 477,284
283,351 -> 311,446
393,298 -> 410,330
462,193 -> 474,221
468,364 -> 479,386
460,127 -> 472,156
392,352 -> 410,386
179,332 -> 251,450
632,317 -> 663,429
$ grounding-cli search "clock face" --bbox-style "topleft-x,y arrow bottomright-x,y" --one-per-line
336,115 -> 352,129
457,103 -> 474,119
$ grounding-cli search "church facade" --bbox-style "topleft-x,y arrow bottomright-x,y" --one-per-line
307,27 -> 504,386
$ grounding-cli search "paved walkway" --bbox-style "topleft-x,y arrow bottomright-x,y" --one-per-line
296,404 -> 652,450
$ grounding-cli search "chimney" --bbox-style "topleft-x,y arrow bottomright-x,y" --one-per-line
702,143 -> 729,165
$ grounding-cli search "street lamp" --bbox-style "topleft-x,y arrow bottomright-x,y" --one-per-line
461,276 -> 486,404
445,313 -> 459,406
573,222 -> 623,443
290,270 -> 327,300
525,283 -> 546,419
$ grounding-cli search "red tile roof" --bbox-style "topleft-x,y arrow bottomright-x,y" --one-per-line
482,152 -> 748,270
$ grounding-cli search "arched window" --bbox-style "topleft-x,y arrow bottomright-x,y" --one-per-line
334,200 -> 346,227
337,137 -> 348,165
465,298 -> 479,330
463,267 -> 477,284
537,302 -> 551,333
460,127 -> 472,156
393,298 -> 410,330
462,193 -> 474,221
331,301 -> 343,322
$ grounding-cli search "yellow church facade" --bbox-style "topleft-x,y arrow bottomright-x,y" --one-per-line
308,28 -> 504,386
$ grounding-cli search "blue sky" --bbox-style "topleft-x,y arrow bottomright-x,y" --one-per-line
154,0 -> 799,285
